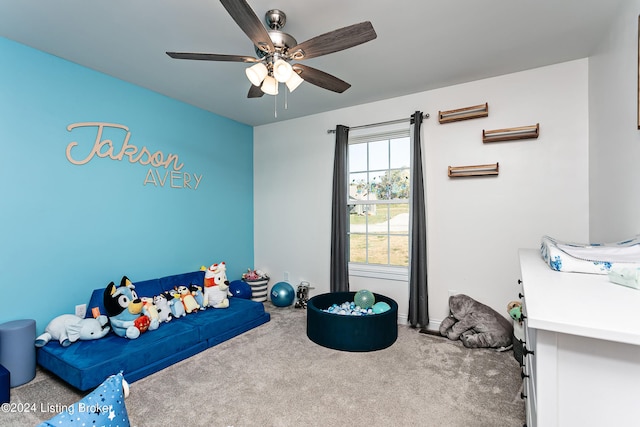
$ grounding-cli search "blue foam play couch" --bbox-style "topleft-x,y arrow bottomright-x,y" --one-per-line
36,271 -> 270,391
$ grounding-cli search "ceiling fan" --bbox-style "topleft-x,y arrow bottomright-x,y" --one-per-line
166,0 -> 377,98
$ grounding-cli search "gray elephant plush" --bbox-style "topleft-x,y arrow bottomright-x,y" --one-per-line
35,314 -> 111,347
439,294 -> 513,349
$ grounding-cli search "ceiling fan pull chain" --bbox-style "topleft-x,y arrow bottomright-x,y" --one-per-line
274,88 -> 278,118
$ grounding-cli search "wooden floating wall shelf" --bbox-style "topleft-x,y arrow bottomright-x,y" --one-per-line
439,103 -> 489,124
448,163 -> 499,178
483,123 -> 539,143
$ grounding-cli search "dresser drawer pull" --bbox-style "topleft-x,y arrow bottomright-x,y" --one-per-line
521,371 -> 529,379
519,292 -> 524,299
523,347 -> 534,356
521,392 -> 527,399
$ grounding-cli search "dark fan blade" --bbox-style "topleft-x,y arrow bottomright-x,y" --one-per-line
220,0 -> 274,54
248,84 -> 264,98
166,52 -> 259,63
288,21 -> 376,60
292,64 -> 351,93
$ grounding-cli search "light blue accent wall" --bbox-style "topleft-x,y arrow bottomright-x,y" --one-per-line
0,37 -> 254,334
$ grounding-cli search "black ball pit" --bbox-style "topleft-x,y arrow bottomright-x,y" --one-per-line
306,291 -> 398,352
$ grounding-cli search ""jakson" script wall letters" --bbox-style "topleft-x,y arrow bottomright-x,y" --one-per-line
66,122 -> 203,190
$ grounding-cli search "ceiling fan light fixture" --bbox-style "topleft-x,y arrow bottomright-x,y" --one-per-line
285,71 -> 304,92
245,62 -> 268,87
261,75 -> 279,95
272,59 -> 293,82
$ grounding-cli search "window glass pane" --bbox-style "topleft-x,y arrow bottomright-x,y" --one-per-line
390,137 -> 410,169
368,140 -> 389,171
367,234 -> 389,265
349,233 -> 366,263
389,203 -> 409,234
349,143 -> 367,172
368,170 -> 385,200
390,235 -> 409,266
350,204 -> 372,231
349,172 -> 368,201
367,204 -> 389,235
374,169 -> 410,200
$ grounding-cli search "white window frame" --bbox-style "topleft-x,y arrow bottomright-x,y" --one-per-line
347,127 -> 411,281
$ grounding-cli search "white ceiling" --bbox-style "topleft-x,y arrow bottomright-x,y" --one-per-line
0,0 -> 624,127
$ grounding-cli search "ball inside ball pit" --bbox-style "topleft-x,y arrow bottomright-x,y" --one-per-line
354,289 -> 375,309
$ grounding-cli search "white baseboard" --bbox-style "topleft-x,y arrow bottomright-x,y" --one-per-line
397,312 -> 408,325
397,314 -> 443,333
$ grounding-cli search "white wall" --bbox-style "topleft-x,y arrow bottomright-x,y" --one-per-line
589,0 -> 640,241
254,59 -> 590,327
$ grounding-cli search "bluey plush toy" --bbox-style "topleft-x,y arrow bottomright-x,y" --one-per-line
203,262 -> 230,308
103,276 -> 158,339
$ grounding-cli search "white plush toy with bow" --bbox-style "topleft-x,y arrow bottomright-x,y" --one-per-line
203,262 -> 230,308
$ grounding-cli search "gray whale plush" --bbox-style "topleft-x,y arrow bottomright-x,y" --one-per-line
439,294 -> 513,349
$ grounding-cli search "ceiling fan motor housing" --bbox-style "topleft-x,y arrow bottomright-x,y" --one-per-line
255,30 -> 297,58
254,10 -> 297,59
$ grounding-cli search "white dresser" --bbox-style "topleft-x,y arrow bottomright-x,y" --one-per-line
519,249 -> 640,427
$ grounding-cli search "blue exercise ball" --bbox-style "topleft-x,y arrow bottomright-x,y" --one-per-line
229,280 -> 252,299
270,282 -> 295,307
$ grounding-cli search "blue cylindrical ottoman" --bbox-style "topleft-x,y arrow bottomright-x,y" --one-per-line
307,292 -> 398,352
0,319 -> 36,387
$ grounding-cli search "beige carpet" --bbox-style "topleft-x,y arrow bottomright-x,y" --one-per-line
7,303 -> 525,426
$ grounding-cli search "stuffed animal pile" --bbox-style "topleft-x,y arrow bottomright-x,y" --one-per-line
36,261 -> 235,348
439,294 -> 513,349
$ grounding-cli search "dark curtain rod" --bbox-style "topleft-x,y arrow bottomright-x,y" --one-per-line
326,112 -> 430,134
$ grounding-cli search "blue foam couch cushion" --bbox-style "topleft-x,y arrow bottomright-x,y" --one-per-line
37,271 -> 270,391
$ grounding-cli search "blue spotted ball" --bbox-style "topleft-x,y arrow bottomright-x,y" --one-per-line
229,280 -> 252,299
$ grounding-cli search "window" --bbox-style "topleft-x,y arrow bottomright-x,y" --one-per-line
348,127 -> 410,279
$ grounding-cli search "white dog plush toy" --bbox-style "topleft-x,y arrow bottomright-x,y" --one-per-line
203,262 -> 230,308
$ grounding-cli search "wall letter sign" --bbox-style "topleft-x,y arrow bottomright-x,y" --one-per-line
66,122 -> 203,190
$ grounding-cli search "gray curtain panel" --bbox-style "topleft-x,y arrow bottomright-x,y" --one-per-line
408,111 -> 429,328
330,125 -> 350,292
